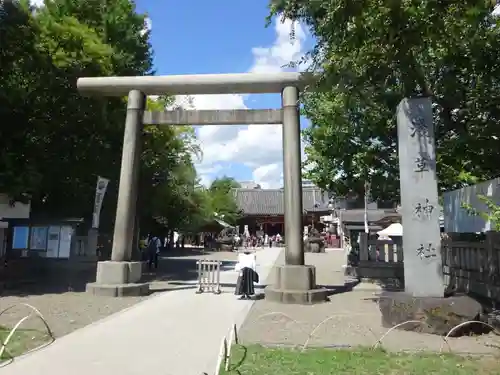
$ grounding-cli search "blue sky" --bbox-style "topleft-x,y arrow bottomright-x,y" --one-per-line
135,0 -> 313,188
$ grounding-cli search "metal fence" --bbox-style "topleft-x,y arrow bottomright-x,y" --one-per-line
196,259 -> 221,294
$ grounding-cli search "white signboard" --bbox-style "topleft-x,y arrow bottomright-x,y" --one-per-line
46,226 -> 61,258
58,226 -> 73,259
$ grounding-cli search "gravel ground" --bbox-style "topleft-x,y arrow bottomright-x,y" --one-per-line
239,250 -> 500,355
0,249 -> 238,338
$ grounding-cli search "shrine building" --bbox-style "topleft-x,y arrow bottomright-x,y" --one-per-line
233,186 -> 331,236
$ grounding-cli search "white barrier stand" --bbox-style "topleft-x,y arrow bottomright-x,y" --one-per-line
196,260 -> 222,294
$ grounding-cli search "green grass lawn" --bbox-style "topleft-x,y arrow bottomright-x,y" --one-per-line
221,345 -> 500,375
0,325 -> 49,362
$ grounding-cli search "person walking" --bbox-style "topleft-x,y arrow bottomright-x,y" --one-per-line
147,234 -> 161,271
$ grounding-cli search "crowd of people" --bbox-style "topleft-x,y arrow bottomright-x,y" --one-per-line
234,233 -> 283,249
136,227 -> 340,270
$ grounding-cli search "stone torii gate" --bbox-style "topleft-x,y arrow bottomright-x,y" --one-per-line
77,72 -> 328,304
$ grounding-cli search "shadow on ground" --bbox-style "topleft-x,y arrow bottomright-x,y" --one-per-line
0,248 -> 237,297
166,279 -> 362,300
320,279 -> 361,298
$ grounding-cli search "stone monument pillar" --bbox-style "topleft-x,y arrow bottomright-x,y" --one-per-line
86,90 -> 149,296
264,86 -> 328,304
397,97 -> 444,297
378,97 -> 481,335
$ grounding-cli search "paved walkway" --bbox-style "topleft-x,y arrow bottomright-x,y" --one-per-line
0,248 -> 284,375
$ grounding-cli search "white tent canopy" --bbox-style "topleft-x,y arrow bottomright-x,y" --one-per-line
377,223 -> 403,237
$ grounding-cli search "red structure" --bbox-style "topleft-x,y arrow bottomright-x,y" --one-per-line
234,188 -> 331,236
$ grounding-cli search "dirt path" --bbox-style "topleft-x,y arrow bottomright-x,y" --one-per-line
239,250 -> 500,354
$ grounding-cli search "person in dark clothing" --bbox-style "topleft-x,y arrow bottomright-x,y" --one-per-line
235,266 -> 259,300
147,234 -> 161,270
347,242 -> 360,266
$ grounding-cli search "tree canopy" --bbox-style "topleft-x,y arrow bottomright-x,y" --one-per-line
269,0 -> 500,202
206,177 -> 242,225
1,0 -> 240,235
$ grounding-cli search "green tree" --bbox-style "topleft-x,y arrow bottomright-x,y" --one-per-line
269,0 -> 500,201
463,195 -> 500,231
1,0 -> 117,210
0,1 -> 46,201
42,0 -> 153,76
206,177 -> 241,225
0,1 -> 209,237
24,0 -> 153,225
140,96 -> 203,232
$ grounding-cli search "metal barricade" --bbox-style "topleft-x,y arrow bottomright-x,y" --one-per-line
196,259 -> 221,294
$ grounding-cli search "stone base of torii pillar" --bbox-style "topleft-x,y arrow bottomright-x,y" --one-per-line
86,261 -> 149,297
264,264 -> 329,304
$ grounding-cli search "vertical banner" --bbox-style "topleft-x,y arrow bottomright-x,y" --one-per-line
364,181 -> 370,234
92,176 -> 110,229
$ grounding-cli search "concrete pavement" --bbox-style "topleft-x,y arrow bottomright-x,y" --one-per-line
0,247 -> 283,375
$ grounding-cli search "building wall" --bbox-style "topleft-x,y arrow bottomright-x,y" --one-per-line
344,199 -> 396,210
443,177 -> 500,233
0,194 -> 30,219
239,181 -> 261,189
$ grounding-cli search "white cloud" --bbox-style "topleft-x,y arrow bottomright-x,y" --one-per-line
30,0 -> 45,7
140,16 -> 152,36
250,20 -> 306,73
173,94 -> 247,146
253,163 -> 283,189
177,19 -> 308,188
196,164 -> 225,187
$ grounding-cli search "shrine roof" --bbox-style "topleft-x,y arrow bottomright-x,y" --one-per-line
233,188 -> 330,215
338,209 -> 400,223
